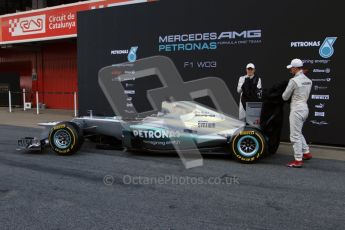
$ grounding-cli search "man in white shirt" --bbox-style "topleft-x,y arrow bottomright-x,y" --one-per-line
282,58 -> 313,168
237,63 -> 262,121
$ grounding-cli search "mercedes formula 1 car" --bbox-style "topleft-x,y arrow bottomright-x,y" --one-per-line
17,99 -> 283,163
17,56 -> 286,163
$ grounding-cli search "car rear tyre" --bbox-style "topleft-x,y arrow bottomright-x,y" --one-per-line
230,127 -> 266,163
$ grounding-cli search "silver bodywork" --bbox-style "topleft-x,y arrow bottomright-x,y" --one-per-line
17,101 -> 250,151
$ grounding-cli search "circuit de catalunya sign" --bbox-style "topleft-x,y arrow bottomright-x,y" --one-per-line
0,0 -> 150,45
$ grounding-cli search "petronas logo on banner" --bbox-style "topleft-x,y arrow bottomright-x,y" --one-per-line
319,37 -> 337,59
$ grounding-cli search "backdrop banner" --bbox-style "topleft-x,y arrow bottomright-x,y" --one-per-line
77,0 -> 344,146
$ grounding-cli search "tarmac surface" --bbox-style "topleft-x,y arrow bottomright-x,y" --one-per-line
0,109 -> 344,229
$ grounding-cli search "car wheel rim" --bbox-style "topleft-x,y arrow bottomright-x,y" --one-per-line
237,135 -> 259,157
54,130 -> 72,149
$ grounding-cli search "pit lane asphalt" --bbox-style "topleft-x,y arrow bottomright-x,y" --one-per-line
0,124 -> 344,230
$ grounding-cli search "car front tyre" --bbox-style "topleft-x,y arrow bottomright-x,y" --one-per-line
49,122 -> 83,155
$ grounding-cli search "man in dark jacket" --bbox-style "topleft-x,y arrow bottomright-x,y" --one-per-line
237,63 -> 262,121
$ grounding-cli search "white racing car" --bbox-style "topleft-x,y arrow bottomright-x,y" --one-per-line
17,100 -> 279,163
18,56 -> 286,163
